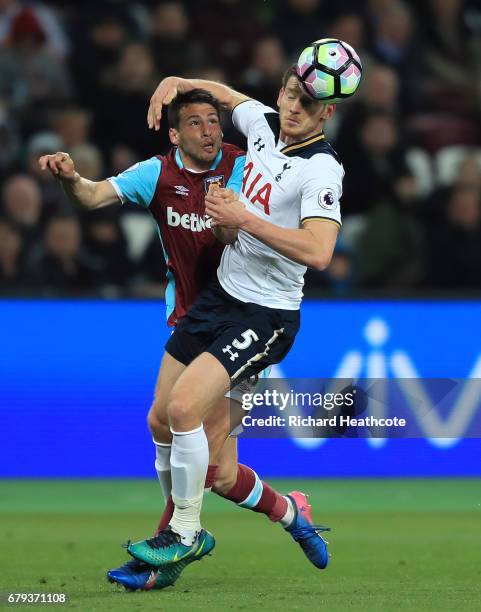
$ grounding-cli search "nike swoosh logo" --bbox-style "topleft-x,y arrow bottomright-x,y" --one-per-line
195,539 -> 206,557
173,536 -> 206,562
173,548 -> 194,562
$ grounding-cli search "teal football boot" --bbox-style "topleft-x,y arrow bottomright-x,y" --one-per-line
127,527 -> 215,568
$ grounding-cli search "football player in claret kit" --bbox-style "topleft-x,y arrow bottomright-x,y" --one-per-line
126,66 -> 341,570
39,88 -> 327,591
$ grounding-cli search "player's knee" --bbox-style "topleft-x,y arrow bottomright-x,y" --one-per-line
167,394 -> 197,430
212,462 -> 238,496
147,404 -> 171,443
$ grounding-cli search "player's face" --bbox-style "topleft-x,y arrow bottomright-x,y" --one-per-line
169,103 -> 223,170
277,76 -> 334,143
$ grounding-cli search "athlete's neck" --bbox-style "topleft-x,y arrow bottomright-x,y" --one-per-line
279,132 -> 294,146
279,117 -> 326,147
279,128 -> 323,147
178,149 -> 212,172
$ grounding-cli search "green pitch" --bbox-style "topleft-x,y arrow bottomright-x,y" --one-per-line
1,479 -> 480,611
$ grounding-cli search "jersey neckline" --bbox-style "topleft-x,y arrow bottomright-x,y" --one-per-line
280,132 -> 325,155
263,110 -> 327,157
174,147 -> 223,172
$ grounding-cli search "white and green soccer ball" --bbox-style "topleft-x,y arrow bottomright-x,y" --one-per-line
296,38 -> 362,103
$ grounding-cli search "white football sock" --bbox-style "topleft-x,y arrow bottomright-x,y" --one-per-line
169,424 -> 209,545
280,496 -> 295,528
153,440 -> 172,502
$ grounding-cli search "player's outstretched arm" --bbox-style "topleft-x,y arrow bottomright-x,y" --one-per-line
38,152 -> 120,210
205,190 -> 338,270
148,76 -> 249,131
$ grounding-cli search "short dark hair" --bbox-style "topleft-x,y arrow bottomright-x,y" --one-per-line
167,89 -> 222,129
281,64 -> 299,89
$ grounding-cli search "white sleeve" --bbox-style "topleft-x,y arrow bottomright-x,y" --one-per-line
300,154 -> 344,227
232,100 -> 277,137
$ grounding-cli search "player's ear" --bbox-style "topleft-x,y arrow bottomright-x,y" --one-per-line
169,127 -> 179,146
276,88 -> 285,109
322,104 -> 336,120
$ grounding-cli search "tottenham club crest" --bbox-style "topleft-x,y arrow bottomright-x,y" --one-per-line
204,175 -> 225,194
275,162 -> 292,182
318,188 -> 338,210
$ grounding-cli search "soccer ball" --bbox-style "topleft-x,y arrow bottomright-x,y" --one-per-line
296,38 -> 362,103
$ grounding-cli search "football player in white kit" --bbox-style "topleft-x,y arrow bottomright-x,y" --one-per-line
127,66 -> 342,571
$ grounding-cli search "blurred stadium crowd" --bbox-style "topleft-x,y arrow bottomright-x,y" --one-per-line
0,0 -> 480,298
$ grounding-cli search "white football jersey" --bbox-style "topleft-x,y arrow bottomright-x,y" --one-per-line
218,100 -> 344,310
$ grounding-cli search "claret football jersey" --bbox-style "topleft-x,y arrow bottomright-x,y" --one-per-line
218,100 -> 344,310
108,144 -> 245,326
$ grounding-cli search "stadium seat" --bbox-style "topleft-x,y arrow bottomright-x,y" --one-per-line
434,146 -> 481,187
406,148 -> 433,197
339,214 -> 367,250
120,212 -> 157,261
408,114 -> 479,154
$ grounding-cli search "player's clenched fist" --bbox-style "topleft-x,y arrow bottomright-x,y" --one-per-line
205,186 -> 246,229
38,152 -> 78,182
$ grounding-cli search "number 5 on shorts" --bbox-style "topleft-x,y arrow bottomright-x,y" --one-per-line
233,329 -> 259,349
222,329 -> 259,362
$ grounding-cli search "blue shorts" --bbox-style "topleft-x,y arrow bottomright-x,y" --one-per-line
165,279 -> 299,385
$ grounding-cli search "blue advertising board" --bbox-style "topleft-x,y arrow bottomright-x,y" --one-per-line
1,299 -> 480,477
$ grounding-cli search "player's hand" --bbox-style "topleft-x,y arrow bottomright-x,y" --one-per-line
38,152 -> 77,181
205,187 -> 247,229
148,76 -> 190,131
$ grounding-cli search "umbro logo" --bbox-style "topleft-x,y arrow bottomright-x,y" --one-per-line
254,137 -> 265,152
174,185 -> 189,196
